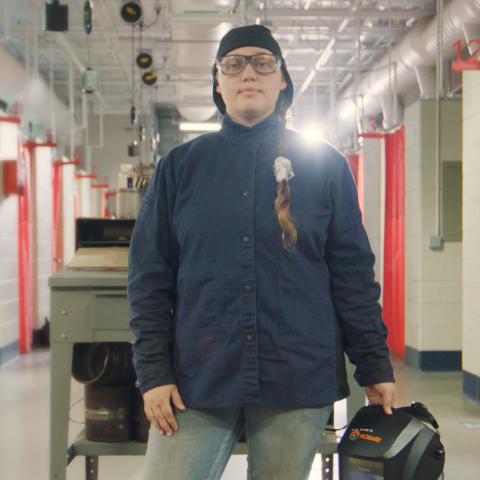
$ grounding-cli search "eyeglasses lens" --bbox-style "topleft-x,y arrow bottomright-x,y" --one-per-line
220,55 -> 278,75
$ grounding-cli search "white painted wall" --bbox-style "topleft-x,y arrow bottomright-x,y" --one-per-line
34,146 -> 53,330
77,174 -> 91,218
404,99 -> 463,353
86,113 -> 153,216
63,163 -> 75,265
362,138 -> 385,292
462,71 -> 480,379
89,113 -> 154,190
0,123 -> 19,352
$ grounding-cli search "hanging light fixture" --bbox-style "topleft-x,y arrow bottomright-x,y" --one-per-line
121,0 -> 142,23
128,24 -> 139,157
142,71 -> 157,86
136,52 -> 153,69
82,1 -> 97,93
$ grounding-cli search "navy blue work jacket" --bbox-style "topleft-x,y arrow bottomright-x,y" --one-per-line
128,113 -> 394,408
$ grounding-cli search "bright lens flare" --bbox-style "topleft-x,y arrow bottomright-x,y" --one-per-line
179,123 -> 221,132
303,125 -> 323,142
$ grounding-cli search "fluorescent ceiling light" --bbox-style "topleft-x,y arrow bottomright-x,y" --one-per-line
179,123 -> 221,132
168,4 -> 240,23
338,18 -> 349,34
315,39 -> 335,69
297,69 -> 316,96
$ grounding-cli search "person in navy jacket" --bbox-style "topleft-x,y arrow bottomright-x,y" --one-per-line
129,24 -> 396,480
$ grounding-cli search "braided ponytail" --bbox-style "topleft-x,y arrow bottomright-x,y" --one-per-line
275,95 -> 297,249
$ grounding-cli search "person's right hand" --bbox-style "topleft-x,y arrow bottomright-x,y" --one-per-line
143,384 -> 186,436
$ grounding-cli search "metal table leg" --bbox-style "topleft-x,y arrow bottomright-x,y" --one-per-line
86,456 -> 99,480
50,342 -> 74,480
322,454 -> 334,480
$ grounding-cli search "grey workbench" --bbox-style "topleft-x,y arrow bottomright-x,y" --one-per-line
49,266 -> 365,480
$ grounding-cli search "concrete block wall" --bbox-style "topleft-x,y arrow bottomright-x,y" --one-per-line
362,137 -> 385,291
88,113 -> 153,217
62,163 -> 75,265
462,71 -> 480,403
34,147 -> 52,334
404,99 -> 463,371
0,123 -> 20,365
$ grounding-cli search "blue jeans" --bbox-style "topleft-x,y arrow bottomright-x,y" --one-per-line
143,404 -> 333,480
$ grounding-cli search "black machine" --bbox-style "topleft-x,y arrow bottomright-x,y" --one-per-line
338,403 -> 445,480
43,1 -> 69,32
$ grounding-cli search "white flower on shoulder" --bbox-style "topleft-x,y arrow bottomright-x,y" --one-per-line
273,157 -> 294,183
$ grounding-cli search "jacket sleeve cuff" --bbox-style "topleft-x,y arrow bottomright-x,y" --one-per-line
138,363 -> 177,395
353,360 -> 395,387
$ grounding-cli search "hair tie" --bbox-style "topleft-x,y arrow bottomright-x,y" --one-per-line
273,157 -> 294,183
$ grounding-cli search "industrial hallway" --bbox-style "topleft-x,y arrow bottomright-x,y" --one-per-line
1,349 -> 479,480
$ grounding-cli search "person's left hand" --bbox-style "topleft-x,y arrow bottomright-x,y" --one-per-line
365,382 -> 397,415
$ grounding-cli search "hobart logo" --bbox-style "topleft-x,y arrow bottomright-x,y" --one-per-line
359,433 -> 382,443
349,428 -> 382,443
349,429 -> 361,441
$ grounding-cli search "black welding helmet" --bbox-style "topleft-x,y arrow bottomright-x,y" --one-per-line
338,403 -> 445,480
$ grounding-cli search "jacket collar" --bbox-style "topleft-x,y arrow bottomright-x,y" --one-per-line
219,113 -> 281,145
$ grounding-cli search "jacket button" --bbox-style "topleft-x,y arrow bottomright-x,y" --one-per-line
244,285 -> 253,293
245,335 -> 254,342
244,152 -> 252,157
242,190 -> 251,197
242,236 -> 250,243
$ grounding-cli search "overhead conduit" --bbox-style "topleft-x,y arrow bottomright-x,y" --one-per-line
170,2 -> 235,122
0,43 -> 70,145
335,0 -> 480,139
172,23 -> 221,122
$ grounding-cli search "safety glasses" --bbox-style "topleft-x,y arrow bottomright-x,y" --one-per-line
216,54 -> 282,75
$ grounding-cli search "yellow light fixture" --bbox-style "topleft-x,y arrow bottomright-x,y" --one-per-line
121,0 -> 142,23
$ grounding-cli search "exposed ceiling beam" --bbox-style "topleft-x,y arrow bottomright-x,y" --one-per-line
249,8 -> 436,19
294,0 -> 364,103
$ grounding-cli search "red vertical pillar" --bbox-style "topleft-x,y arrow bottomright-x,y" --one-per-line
18,142 -> 33,354
383,127 -> 405,358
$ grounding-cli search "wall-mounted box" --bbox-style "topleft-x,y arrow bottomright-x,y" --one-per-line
442,161 -> 462,242
2,158 -> 25,195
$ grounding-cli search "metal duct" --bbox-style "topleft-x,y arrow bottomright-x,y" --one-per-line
171,2 -> 233,122
336,0 -> 480,140
0,43 -> 69,144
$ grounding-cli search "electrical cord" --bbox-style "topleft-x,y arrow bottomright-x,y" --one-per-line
69,397 -> 85,424
324,425 -> 347,433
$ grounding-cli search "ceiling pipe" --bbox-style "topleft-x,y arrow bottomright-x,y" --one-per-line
95,2 -> 132,86
170,1 -> 238,122
0,40 -> 70,146
293,1 -> 360,104
324,0 -> 480,141
90,101 -> 104,150
332,0 -> 480,142
248,7 -> 436,19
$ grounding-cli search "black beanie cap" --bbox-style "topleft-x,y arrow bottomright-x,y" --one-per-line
212,25 -> 294,116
